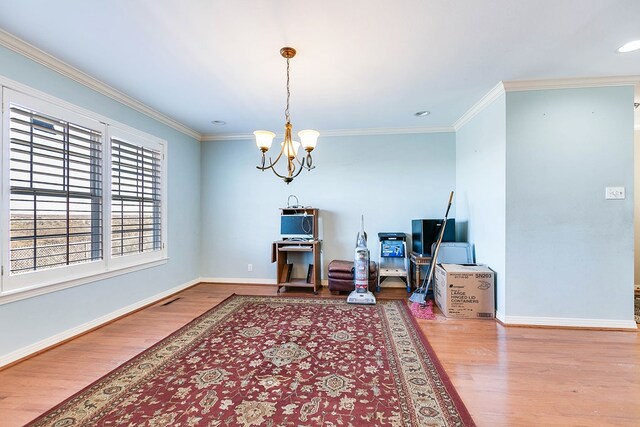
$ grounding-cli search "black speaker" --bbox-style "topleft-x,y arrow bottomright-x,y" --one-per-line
411,219 -> 455,256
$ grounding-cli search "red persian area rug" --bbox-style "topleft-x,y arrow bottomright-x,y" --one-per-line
28,295 -> 475,427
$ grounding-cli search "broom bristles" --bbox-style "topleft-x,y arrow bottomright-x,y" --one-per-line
410,300 -> 436,320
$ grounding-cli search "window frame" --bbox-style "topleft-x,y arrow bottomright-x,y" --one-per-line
0,84 -> 168,303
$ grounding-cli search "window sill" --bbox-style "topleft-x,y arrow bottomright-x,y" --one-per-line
0,257 -> 169,306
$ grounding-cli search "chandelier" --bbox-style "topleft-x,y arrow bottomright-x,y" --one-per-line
254,47 -> 319,184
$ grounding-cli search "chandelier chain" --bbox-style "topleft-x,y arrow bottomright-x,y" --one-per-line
285,57 -> 291,123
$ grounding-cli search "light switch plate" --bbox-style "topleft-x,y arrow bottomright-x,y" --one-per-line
605,187 -> 625,200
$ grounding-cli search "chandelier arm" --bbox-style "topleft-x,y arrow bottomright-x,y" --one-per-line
256,152 -> 272,170
257,142 -> 297,174
288,161 -> 305,180
293,153 -> 313,171
255,156 -> 289,180
256,151 -> 266,169
269,163 -> 296,181
256,152 -> 283,171
271,148 -> 286,167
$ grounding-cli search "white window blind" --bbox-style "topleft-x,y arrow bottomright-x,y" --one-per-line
111,137 -> 162,257
8,105 -> 103,274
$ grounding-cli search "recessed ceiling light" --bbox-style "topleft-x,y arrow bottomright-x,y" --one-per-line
211,120 -> 226,125
617,40 -> 640,53
414,110 -> 430,117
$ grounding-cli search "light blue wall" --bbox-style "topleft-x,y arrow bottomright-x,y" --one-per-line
200,133 -> 456,281
0,41 -> 635,362
0,46 -> 201,357
505,87 -> 635,321
455,94 -> 507,316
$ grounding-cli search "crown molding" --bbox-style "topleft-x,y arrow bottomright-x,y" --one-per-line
0,29 -> 201,141
201,133 -> 254,141
317,126 -> 456,137
453,82 -> 506,130
502,75 -> 640,92
454,76 -> 640,131
201,126 -> 455,141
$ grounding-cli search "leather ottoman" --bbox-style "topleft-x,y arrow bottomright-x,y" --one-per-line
327,259 -> 377,294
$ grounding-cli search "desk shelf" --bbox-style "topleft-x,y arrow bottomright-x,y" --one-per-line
272,240 -> 321,294
278,278 -> 316,288
278,246 -> 313,252
409,252 -> 433,291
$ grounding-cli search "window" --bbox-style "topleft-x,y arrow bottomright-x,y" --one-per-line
1,88 -> 167,298
8,105 -> 103,275
110,130 -> 164,259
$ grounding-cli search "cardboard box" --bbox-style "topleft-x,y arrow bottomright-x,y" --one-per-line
434,264 -> 495,319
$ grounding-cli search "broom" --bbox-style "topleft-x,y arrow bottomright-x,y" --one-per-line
409,191 -> 454,305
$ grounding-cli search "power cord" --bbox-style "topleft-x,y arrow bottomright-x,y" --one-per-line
287,194 -> 300,208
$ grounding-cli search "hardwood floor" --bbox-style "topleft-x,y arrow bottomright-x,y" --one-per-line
0,282 -> 638,426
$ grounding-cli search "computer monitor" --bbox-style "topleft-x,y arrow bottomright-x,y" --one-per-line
280,214 -> 314,240
411,219 -> 455,256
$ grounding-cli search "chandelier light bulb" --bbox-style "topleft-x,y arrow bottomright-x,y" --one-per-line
282,140 -> 301,158
254,130 -> 275,151
298,130 -> 319,151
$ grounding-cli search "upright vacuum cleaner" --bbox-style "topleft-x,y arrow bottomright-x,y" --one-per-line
409,191 -> 454,305
347,215 -> 377,305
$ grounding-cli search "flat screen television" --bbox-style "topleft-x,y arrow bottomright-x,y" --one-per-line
281,214 -> 314,240
411,219 -> 455,256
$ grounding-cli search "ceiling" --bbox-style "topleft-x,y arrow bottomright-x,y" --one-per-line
0,0 -> 639,138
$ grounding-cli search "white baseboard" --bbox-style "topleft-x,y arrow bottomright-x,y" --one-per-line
0,277 -> 200,368
199,277 -> 277,285
499,314 -> 637,330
